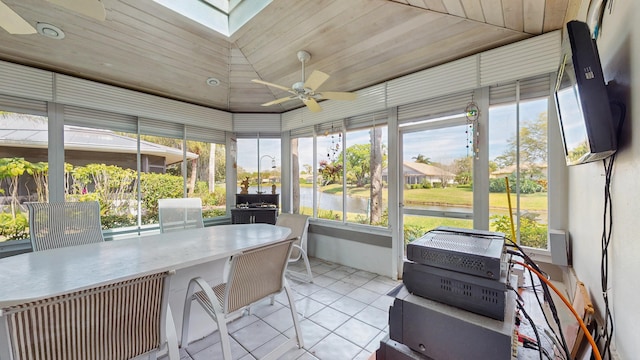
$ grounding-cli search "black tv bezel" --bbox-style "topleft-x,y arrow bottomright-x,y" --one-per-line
554,20 -> 617,166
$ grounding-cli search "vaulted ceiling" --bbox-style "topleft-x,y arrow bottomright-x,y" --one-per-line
0,0 -> 579,113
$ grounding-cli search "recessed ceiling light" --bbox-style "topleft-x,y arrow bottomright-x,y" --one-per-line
206,77 -> 221,87
36,23 -> 65,40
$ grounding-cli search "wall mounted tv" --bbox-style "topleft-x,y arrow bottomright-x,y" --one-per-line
554,20 -> 617,166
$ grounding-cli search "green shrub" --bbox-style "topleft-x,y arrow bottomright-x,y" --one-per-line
0,212 -> 29,240
404,224 -> 429,245
101,214 -> 137,229
489,175 -> 543,194
489,178 -> 507,193
203,209 -> 226,218
491,214 -> 547,248
139,173 -> 183,217
201,189 -> 226,207
318,209 -> 341,221
194,181 -> 209,195
420,181 -> 432,189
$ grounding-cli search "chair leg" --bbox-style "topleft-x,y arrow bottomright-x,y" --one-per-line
216,315 -> 233,360
299,248 -> 314,283
165,306 -> 180,360
286,245 -> 314,283
180,280 -> 197,348
283,280 -> 304,349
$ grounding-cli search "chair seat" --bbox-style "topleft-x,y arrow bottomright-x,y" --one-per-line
193,283 -> 226,315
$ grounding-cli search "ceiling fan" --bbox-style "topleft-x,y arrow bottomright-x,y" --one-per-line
252,50 -> 357,112
0,0 -> 106,35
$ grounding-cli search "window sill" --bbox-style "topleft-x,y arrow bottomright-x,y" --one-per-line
518,246 -> 553,264
0,238 -> 32,258
308,218 -> 392,236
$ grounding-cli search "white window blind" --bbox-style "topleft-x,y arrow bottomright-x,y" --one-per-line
0,95 -> 47,116
398,90 -> 474,124
185,125 -> 226,144
64,105 -> 137,133
139,118 -> 184,139
489,74 -> 552,105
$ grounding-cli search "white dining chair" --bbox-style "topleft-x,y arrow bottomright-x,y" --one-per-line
180,239 -> 304,360
26,201 -> 105,252
0,271 -> 179,360
158,198 -> 204,233
276,213 -> 314,283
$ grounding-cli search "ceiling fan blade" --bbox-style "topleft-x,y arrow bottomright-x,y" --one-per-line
302,98 -> 322,112
0,1 -> 37,34
45,0 -> 106,21
252,79 -> 292,93
262,96 -> 296,107
318,91 -> 358,101
304,70 -> 329,91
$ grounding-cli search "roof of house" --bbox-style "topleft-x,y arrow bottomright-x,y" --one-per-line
0,116 -> 197,165
382,161 -> 455,177
491,163 -> 548,176
403,162 -> 456,177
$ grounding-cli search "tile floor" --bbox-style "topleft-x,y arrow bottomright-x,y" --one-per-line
178,257 -> 401,360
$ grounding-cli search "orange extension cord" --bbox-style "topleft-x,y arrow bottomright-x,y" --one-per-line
513,261 -> 602,360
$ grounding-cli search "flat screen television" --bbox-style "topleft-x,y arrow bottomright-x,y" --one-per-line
554,20 -> 617,166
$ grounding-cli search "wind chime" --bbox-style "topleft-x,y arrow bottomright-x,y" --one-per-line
326,123 -> 341,160
465,98 -> 479,159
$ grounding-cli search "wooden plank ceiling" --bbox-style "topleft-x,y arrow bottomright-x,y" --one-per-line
0,0 -> 574,114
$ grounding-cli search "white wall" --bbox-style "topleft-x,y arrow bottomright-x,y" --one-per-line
308,234 -> 395,279
567,0 -> 637,358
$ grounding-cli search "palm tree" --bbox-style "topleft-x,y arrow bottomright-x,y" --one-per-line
412,154 -> 431,164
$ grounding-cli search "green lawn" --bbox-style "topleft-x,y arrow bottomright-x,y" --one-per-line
339,185 -> 547,211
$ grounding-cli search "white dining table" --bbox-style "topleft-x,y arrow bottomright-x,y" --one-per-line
0,223 -> 291,343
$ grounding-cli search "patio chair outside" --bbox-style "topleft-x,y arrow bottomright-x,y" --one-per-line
26,201 -> 105,252
276,213 -> 313,283
0,271 -> 179,360
158,198 -> 204,233
181,238 -> 304,360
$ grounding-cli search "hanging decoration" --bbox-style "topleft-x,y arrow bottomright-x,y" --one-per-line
465,99 -> 480,159
326,123 -> 341,160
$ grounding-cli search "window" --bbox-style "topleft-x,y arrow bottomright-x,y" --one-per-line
400,117 -> 474,246
291,116 -> 388,227
236,137 -> 281,198
0,111 -> 48,242
291,136 -> 314,216
316,126 -> 344,221
64,125 -> 142,229
187,141 -> 226,219
59,113 -> 228,232
489,80 -> 549,249
343,125 -> 388,226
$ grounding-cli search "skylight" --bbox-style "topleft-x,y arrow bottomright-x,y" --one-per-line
153,0 -> 271,37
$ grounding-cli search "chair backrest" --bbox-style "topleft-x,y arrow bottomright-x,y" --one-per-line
2,272 -> 172,360
26,201 -> 105,252
275,213 -> 309,260
158,198 -> 204,233
223,239 -> 295,313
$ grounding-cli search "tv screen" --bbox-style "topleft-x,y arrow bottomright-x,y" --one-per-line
554,20 -> 617,166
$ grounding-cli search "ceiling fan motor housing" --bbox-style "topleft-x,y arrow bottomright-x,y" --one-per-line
297,50 -> 311,63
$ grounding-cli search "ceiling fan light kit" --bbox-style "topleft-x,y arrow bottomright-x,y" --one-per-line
252,50 -> 357,112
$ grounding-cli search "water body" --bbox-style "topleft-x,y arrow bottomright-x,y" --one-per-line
241,186 -> 474,214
